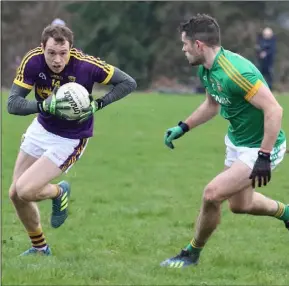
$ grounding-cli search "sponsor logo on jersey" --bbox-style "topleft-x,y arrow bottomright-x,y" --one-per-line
211,94 -> 231,105
68,76 -> 76,82
51,74 -> 63,80
39,72 -> 46,80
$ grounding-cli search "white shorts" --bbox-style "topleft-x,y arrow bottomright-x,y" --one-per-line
20,118 -> 89,173
224,134 -> 286,170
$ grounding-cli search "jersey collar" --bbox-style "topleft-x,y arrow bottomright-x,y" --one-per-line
210,46 -> 224,70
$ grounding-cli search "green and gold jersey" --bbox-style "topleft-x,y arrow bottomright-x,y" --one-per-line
198,47 -> 285,148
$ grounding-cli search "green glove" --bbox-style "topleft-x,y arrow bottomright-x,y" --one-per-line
164,121 -> 189,149
38,87 -> 71,119
78,95 -> 103,124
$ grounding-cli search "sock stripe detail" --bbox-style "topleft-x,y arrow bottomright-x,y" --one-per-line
29,233 -> 43,239
190,238 -> 204,249
33,239 -> 46,245
274,202 -> 286,218
28,227 -> 47,249
31,236 -> 45,242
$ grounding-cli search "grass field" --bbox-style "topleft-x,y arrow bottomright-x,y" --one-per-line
2,91 -> 289,285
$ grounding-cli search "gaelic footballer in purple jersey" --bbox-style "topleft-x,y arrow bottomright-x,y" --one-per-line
14,47 -> 114,139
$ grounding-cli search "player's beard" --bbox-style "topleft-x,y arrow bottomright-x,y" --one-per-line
188,54 -> 205,66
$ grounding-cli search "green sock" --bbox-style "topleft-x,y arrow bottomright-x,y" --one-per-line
274,202 -> 289,221
185,238 -> 204,254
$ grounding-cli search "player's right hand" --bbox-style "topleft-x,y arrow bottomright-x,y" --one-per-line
164,121 -> 189,149
249,150 -> 271,188
77,95 -> 103,124
38,87 -> 71,119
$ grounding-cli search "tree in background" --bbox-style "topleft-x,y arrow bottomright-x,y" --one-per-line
3,1 -> 289,91
2,1 -> 72,87
66,1 -> 163,89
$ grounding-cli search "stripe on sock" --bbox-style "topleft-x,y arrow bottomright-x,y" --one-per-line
190,238 -> 204,249
28,227 -> 47,249
274,202 -> 286,218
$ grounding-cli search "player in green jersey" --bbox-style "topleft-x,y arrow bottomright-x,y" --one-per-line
160,14 -> 288,268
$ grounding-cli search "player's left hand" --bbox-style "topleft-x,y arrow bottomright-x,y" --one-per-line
249,150 -> 271,188
164,121 -> 189,149
77,95 -> 103,124
39,87 -> 71,119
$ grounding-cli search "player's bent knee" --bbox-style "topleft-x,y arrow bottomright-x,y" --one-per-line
15,180 -> 35,202
203,183 -> 222,204
8,183 -> 18,201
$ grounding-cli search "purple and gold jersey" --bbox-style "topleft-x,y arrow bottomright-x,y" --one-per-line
13,47 -> 114,139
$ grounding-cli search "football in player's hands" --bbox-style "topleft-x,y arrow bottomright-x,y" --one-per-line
55,82 -> 90,120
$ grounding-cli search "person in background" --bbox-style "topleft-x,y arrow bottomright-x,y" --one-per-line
51,18 -> 66,26
256,27 -> 276,90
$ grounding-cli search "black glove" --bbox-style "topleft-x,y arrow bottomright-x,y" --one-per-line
249,150 -> 271,188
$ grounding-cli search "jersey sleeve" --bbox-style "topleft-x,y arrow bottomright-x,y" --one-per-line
219,57 -> 263,101
92,57 -> 115,85
227,71 -> 262,101
13,48 -> 41,90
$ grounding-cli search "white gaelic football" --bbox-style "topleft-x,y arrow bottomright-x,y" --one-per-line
55,82 -> 90,120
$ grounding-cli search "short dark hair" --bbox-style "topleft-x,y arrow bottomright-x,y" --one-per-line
41,24 -> 74,48
179,14 -> 221,47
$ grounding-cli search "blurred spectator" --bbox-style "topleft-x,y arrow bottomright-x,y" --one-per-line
11,56 -> 21,72
256,27 -> 276,90
51,18 -> 66,26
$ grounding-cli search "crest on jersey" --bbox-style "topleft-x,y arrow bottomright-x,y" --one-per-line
68,76 -> 76,82
216,80 -> 222,92
36,86 -> 52,99
211,77 -> 222,93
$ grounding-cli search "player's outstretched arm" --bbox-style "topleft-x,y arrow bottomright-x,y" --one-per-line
98,67 -> 137,107
79,68 -> 137,123
7,83 -> 39,115
7,83 -> 70,118
184,92 -> 219,130
164,92 -> 219,149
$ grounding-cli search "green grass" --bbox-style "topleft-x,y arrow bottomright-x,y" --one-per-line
2,92 -> 289,285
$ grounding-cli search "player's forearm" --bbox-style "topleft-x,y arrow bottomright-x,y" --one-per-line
7,84 -> 39,115
261,105 -> 283,152
100,68 -> 137,107
184,98 -> 219,130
